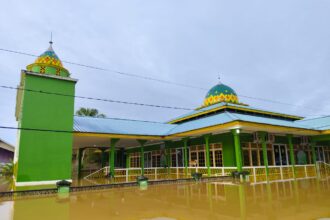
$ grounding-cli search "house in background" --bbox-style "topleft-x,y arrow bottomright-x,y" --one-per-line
0,138 -> 15,163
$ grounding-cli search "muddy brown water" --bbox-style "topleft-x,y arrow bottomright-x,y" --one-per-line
0,178 -> 329,220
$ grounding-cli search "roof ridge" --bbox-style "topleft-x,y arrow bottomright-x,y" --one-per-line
74,115 -> 167,125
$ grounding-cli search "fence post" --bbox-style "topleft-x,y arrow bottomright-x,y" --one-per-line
222,167 -> 225,176
304,165 -> 307,178
253,167 -> 257,183
126,168 -> 128,182
280,167 -> 284,180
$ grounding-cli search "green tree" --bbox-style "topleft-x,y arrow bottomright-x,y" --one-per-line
1,161 -> 13,176
75,108 -> 106,118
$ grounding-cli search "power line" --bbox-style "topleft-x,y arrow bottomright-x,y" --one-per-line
0,85 -> 193,111
0,47 -> 327,115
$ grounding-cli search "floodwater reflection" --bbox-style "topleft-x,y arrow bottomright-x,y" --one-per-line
1,178 -> 330,220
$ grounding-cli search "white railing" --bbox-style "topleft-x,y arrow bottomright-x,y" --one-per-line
84,164 -> 319,183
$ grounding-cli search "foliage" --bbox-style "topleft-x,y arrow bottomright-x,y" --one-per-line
1,161 -> 14,176
75,108 -> 106,118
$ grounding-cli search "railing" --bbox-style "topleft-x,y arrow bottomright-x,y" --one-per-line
84,164 -> 320,183
316,161 -> 330,179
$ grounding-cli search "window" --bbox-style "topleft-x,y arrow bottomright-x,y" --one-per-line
130,152 -> 140,168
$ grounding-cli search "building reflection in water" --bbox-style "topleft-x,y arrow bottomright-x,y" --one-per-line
1,178 -> 329,220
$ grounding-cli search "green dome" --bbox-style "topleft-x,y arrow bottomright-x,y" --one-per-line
203,83 -> 239,107
26,42 -> 70,77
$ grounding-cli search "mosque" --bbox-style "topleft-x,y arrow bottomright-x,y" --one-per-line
13,42 -> 330,186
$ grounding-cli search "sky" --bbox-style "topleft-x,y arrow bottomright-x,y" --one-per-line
0,0 -> 330,146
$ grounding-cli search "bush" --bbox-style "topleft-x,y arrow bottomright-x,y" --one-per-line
1,161 -> 13,176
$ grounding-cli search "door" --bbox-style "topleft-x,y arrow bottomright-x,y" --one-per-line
315,147 -> 325,162
176,148 -> 184,167
273,144 -> 289,166
144,152 -> 152,168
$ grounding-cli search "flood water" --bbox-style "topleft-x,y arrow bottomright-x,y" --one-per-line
0,178 -> 329,220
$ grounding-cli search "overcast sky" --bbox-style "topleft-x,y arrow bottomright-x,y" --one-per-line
1,0 -> 330,145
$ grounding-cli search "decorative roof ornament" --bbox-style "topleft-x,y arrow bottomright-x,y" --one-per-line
202,79 -> 240,107
26,35 -> 70,77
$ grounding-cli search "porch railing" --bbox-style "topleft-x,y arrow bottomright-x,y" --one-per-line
84,164 -> 320,183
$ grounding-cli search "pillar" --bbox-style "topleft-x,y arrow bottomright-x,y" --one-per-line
204,134 -> 211,177
77,148 -> 84,179
100,148 -> 106,168
259,132 -> 269,178
126,151 -> 130,168
311,141 -> 317,164
183,138 -> 189,176
287,134 -> 296,177
109,138 -> 119,177
232,129 -> 243,172
165,141 -> 171,169
138,140 -> 147,176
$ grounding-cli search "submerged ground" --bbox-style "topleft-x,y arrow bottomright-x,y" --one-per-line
0,178 -> 329,220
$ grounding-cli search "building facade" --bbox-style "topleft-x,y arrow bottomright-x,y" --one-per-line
13,43 -> 330,186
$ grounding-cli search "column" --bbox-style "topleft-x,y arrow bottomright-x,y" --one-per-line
183,138 -> 189,176
138,140 -> 147,176
232,129 -> 243,172
204,134 -> 211,177
259,132 -> 269,179
165,141 -> 171,169
126,151 -> 130,168
287,134 -> 296,177
77,148 -> 84,179
100,148 -> 106,168
109,138 -> 119,177
311,141 -> 317,164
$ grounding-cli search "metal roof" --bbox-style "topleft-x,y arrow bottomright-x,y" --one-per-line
73,111 -> 329,137
74,116 -> 176,136
167,102 -> 302,123
0,138 -> 15,152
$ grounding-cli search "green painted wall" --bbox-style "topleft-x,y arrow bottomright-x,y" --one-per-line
15,72 -> 76,183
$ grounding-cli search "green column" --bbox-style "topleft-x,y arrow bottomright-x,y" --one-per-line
204,134 -> 211,177
183,138 -> 189,176
109,138 -> 119,177
311,141 -> 317,164
232,129 -> 243,172
77,148 -> 83,179
259,132 -> 269,178
126,151 -> 130,168
138,140 -> 147,176
100,149 -> 106,168
287,134 -> 296,177
165,141 -> 171,169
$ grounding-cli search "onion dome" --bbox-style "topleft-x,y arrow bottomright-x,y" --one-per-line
26,41 -> 70,77
203,82 -> 239,107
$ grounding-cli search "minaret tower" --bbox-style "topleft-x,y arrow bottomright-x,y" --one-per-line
14,40 -> 77,186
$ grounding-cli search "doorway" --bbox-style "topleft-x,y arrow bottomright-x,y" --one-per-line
273,144 -> 289,166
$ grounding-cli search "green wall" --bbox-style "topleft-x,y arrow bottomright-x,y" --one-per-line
15,72 -> 76,183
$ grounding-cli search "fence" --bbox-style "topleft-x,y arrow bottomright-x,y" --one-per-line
84,164 -> 320,183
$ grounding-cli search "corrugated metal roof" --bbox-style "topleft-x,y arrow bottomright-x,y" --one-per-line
295,115 -> 330,130
167,102 -> 302,123
74,116 -> 176,136
74,110 -> 329,137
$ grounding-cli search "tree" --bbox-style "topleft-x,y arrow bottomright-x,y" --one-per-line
1,161 -> 13,176
75,108 -> 106,118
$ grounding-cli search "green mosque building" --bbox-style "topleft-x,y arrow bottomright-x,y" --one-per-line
13,42 -> 330,186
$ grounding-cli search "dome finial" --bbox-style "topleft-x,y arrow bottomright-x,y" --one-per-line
218,74 -> 221,84
49,32 -> 53,45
